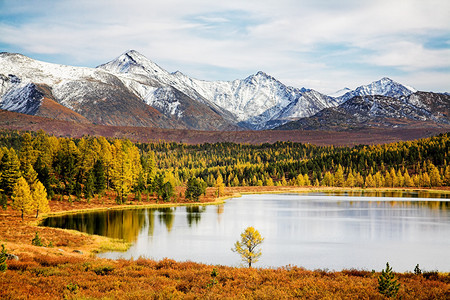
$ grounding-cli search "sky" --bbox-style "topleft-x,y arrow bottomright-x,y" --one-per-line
0,0 -> 449,94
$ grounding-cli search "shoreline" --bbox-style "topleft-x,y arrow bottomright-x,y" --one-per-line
1,186 -> 449,298
37,186 -> 450,255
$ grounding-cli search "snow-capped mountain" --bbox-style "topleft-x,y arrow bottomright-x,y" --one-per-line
1,50 -> 447,131
276,93 -> 450,130
328,88 -> 351,98
0,52 -> 235,130
98,51 -> 337,129
336,77 -> 416,103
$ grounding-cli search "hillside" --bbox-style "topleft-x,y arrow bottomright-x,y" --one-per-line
1,109 -> 448,146
3,51 -> 448,132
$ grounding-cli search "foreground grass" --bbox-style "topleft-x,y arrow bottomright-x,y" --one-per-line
1,256 -> 449,299
1,187 -> 449,299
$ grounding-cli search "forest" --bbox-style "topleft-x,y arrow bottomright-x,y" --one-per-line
0,129 -> 449,216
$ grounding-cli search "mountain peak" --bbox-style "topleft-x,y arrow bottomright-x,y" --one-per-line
98,50 -> 168,77
337,77 -> 417,102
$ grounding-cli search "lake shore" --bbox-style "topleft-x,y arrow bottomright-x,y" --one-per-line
1,186 -> 449,298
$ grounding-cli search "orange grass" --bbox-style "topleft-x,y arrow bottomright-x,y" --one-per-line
0,187 -> 449,299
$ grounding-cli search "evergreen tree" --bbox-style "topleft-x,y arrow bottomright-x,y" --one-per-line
19,132 -> 37,171
161,181 -> 174,202
34,156 -> 54,199
84,170 -> 95,200
0,244 -> 7,272
0,193 -> 7,210
0,148 -> 21,196
185,177 -> 207,202
92,159 -> 106,194
11,177 -> 33,220
378,262 -> 400,298
53,139 -> 79,196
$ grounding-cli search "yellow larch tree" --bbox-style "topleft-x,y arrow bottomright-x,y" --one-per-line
32,180 -> 50,218
11,177 -> 33,220
232,226 -> 264,268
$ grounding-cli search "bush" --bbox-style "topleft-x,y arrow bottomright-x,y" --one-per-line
32,232 -> 43,247
93,265 -> 115,275
0,244 -> 7,272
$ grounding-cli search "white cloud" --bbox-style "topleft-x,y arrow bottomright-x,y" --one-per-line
0,0 -> 449,92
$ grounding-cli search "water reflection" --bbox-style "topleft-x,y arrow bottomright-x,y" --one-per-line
42,209 -> 147,242
186,206 -> 206,226
157,208 -> 175,232
42,191 -> 450,271
322,190 -> 450,199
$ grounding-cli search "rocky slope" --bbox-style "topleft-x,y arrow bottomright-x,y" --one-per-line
1,50 -> 448,131
276,93 -> 450,130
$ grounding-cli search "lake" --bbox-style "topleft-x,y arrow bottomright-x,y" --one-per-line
42,191 -> 450,272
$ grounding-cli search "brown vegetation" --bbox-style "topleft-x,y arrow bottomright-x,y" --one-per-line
0,187 -> 449,298
1,109 -> 449,146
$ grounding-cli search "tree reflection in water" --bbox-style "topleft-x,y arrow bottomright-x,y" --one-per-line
186,206 -> 206,227
42,191 -> 448,245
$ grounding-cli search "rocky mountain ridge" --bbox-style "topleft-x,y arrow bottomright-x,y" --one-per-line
0,50 -> 447,131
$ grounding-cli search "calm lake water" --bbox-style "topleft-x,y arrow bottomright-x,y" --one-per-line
43,191 -> 450,272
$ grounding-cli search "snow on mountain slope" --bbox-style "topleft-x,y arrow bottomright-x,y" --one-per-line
337,77 -> 416,103
99,51 -> 337,129
0,52 -> 182,128
0,74 -> 43,115
328,88 -> 351,98
2,50 -> 439,131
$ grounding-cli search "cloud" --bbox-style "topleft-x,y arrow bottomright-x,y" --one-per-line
0,0 -> 449,93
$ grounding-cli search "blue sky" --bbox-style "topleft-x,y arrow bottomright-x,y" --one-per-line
1,0 -> 449,93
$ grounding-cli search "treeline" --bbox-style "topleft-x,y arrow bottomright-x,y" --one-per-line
140,134 -> 450,189
0,130 -> 449,212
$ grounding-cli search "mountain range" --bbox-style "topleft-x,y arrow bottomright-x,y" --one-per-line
0,50 -> 449,131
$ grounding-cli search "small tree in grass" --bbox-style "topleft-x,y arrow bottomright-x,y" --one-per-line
232,226 -> 264,268
0,244 -> 7,272
378,262 -> 400,298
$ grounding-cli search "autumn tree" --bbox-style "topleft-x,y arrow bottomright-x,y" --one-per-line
444,165 -> 450,186
232,226 -> 264,268
429,165 -> 442,187
111,140 -> 135,204
334,165 -> 344,187
215,173 -> 225,197
32,180 -> 50,218
11,177 -> 33,220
